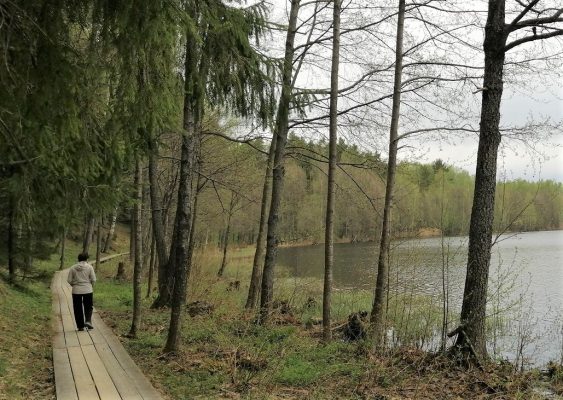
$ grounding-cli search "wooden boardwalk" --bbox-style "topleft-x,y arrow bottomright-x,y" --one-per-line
51,268 -> 163,400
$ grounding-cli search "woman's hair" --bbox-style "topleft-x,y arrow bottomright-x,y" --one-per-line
78,252 -> 89,262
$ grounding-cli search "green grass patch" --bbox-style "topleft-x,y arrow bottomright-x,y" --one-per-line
0,277 -> 54,399
275,354 -> 323,386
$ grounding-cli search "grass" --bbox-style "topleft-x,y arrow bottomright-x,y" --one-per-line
0,277 -> 54,400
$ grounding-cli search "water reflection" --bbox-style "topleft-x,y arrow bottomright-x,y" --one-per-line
277,230 -> 563,366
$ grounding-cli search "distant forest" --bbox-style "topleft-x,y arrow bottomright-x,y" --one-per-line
158,133 -> 562,249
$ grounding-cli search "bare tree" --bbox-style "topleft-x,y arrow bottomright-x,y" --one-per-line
95,218 -> 101,270
370,0 -> 406,347
323,0 -> 341,342
451,0 -> 563,361
59,226 -> 66,271
259,0 -> 301,325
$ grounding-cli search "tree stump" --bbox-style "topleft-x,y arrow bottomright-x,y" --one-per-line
343,311 -> 368,341
186,301 -> 214,317
115,262 -> 126,281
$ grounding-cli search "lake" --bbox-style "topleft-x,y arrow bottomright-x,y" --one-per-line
277,230 -> 563,367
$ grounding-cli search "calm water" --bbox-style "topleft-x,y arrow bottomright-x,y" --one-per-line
277,230 -> 563,366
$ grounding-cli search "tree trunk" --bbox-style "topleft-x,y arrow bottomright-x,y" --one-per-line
184,171 -> 202,301
323,0 -> 341,342
147,233 -> 156,298
129,157 -> 143,338
24,225 -> 33,274
82,216 -> 95,254
8,197 -> 16,283
148,139 -> 171,303
164,16 -> 201,350
245,137 -> 275,309
217,198 -> 234,277
103,208 -> 117,253
217,214 -> 231,276
455,0 -> 506,360
440,170 -> 449,352
59,227 -> 66,271
370,0 -> 405,347
164,124 -> 197,352
129,209 -> 135,263
259,0 -> 300,325
152,219 -> 178,308
95,218 -> 101,271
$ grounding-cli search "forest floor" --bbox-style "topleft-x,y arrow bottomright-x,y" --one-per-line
1,235 -> 562,399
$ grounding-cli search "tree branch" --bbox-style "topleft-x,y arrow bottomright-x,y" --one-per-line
203,130 -> 269,155
505,28 -> 563,52
507,0 -> 541,30
508,7 -> 563,32
395,126 -> 479,142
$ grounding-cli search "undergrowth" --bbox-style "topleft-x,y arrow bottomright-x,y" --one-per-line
92,246 -> 561,399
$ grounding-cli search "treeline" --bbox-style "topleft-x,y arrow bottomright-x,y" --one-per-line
189,136 -> 563,248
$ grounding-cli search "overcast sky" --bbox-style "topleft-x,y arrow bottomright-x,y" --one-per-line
415,88 -> 563,182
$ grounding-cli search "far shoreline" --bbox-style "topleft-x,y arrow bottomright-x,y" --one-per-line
269,227 -> 563,249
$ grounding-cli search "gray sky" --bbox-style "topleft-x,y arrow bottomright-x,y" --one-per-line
416,88 -> 563,182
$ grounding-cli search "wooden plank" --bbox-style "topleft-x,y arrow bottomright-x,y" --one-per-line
54,315 -> 64,333
62,311 -> 77,331
51,271 -> 62,292
81,345 -> 121,400
54,332 -> 66,350
61,311 -> 75,330
96,252 -> 129,265
62,286 -> 73,305
64,330 -> 80,348
77,330 -> 94,346
93,315 -> 162,399
67,346 -> 99,400
88,328 -> 107,345
53,347 -> 79,400
52,292 -> 62,315
59,289 -> 72,315
95,343 -> 143,400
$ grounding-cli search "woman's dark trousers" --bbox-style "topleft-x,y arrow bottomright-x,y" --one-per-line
72,293 -> 93,329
